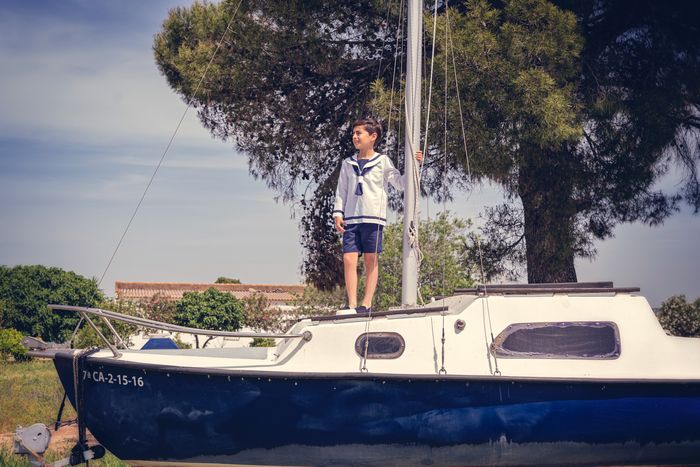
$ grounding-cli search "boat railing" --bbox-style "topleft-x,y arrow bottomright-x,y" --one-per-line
48,304 -> 313,359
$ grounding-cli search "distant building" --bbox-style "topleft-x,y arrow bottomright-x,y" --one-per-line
115,282 -> 305,307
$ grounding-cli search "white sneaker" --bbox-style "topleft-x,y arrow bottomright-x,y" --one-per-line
335,308 -> 357,316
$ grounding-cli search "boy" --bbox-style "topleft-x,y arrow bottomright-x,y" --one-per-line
333,117 -> 423,314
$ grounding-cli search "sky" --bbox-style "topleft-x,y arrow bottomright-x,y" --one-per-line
0,0 -> 698,307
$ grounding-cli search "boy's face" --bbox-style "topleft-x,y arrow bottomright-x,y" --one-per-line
352,126 -> 377,152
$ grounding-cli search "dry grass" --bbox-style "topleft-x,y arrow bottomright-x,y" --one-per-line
0,359 -> 76,433
0,359 -> 127,466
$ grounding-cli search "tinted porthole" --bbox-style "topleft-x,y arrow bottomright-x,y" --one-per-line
355,332 -> 405,359
491,322 -> 620,359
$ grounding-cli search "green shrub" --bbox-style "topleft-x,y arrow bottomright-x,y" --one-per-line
0,328 -> 30,361
657,295 -> 700,337
250,337 -> 276,347
71,299 -> 140,349
0,265 -> 103,342
173,288 -> 244,348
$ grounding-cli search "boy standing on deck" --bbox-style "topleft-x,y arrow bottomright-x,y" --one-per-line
333,117 -> 423,314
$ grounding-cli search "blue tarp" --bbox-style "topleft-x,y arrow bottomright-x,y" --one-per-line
141,337 -> 178,350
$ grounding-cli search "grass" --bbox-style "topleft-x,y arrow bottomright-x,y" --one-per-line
0,359 -> 128,466
0,359 -> 75,433
0,447 -> 127,466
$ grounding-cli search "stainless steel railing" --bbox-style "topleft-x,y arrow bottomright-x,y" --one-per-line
49,304 -> 312,358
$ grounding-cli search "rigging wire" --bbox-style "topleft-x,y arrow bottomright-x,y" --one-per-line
375,0 -> 399,84
363,0 -> 406,373
446,6 -> 471,179
442,5 -> 498,375
386,0 -> 405,145
477,234 -> 500,375
407,0 -> 440,306
97,0 -> 245,287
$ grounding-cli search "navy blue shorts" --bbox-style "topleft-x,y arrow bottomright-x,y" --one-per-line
342,223 -> 383,254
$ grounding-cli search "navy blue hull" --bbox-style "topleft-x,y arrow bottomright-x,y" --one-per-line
54,353 -> 700,465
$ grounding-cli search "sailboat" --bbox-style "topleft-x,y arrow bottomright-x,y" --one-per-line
23,1 -> 700,465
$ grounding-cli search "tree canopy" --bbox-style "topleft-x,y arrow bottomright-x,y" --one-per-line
154,0 -> 699,287
215,277 -> 241,284
0,265 -> 103,342
173,287 -> 244,348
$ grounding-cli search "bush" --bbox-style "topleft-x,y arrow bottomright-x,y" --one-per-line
141,293 -> 178,323
71,299 -> 139,349
292,285 -> 345,318
0,265 -> 103,342
376,213 -> 475,309
0,328 -> 30,362
250,337 -> 276,347
173,288 -> 244,348
657,295 -> 700,337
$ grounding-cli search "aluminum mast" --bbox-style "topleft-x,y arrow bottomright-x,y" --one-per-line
401,0 -> 423,306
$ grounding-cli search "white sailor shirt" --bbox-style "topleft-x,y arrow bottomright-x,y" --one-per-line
332,153 -> 405,226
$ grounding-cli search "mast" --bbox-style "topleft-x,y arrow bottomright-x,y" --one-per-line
401,0 -> 423,306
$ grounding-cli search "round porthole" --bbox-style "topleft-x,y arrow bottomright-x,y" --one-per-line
355,332 -> 405,359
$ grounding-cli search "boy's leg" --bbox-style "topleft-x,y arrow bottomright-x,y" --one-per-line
362,253 -> 378,308
343,252 -> 359,308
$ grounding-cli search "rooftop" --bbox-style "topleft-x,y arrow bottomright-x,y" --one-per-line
115,282 -> 306,305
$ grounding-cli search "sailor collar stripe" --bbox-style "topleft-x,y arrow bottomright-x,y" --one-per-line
348,154 -> 383,169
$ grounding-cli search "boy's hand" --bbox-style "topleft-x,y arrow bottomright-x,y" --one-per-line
415,150 -> 423,163
335,217 -> 346,234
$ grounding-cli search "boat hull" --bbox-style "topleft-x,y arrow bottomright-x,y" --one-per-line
54,353 -> 700,466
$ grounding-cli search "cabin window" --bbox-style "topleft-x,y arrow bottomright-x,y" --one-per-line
491,322 -> 620,359
355,332 -> 405,359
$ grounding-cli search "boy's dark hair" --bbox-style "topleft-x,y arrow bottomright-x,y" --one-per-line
352,117 -> 383,144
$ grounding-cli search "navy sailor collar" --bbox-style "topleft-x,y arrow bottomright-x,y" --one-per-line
348,153 -> 383,169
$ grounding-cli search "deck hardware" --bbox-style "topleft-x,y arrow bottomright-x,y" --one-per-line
454,319 -> 466,332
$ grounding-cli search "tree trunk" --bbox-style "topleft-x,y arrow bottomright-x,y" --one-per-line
518,148 -> 578,284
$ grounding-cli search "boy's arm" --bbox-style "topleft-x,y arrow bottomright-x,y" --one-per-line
385,151 -> 423,191
333,161 -> 348,233
385,155 -> 404,191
